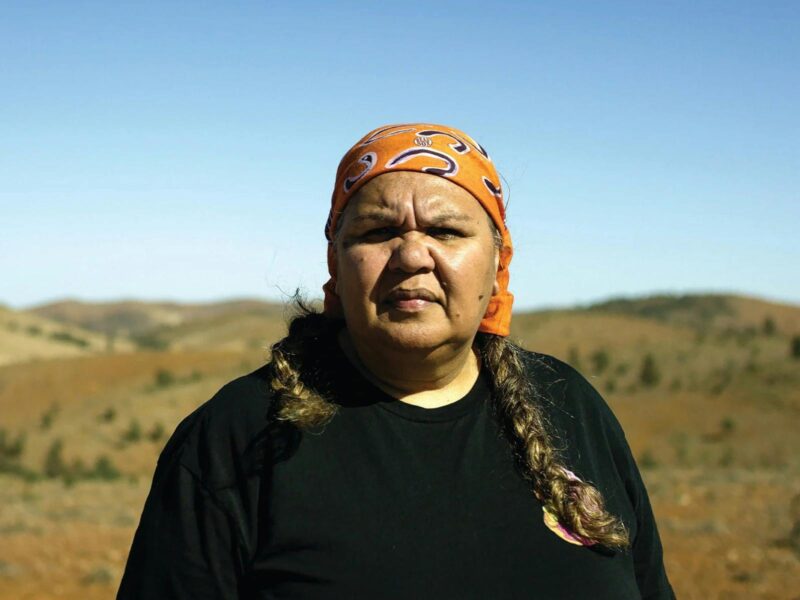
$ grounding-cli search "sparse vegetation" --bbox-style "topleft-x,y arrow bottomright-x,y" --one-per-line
720,417 -> 736,435
590,348 -> 610,374
639,449 -> 659,470
39,403 -> 60,430
132,332 -> 169,350
147,421 -> 166,443
43,439 -> 67,479
791,335 -> 800,359
97,407 -> 117,423
762,316 -> 776,336
49,330 -> 90,348
26,324 -> 42,336
121,419 -> 142,444
154,368 -> 176,388
81,566 -> 115,586
639,353 -> 661,388
90,455 -> 121,480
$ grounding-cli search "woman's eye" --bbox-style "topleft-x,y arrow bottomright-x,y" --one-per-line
361,227 -> 396,241
428,227 -> 461,240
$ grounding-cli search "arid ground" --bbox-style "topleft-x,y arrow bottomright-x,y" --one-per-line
1,294 -> 798,599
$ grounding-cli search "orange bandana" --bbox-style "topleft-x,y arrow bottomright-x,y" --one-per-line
323,123 -> 514,336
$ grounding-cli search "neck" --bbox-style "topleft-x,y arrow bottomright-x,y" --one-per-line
337,329 -> 480,409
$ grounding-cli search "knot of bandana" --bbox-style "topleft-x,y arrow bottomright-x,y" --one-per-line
323,123 -> 514,337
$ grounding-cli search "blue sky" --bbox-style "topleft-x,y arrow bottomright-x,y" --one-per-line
1,1 -> 798,310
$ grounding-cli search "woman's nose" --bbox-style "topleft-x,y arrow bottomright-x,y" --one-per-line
387,234 -> 435,273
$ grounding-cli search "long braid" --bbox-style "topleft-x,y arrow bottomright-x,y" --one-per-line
266,301 -> 340,430
477,332 -> 630,549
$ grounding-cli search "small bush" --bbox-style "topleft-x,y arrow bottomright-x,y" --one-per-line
791,335 -> 800,360
147,422 -> 166,443
605,379 -> 616,393
43,439 -> 67,479
97,407 -> 117,423
154,368 -> 176,388
639,353 -> 661,388
614,362 -> 630,376
40,404 -> 60,430
26,324 -> 42,336
133,333 -> 168,350
49,330 -> 89,348
91,455 -> 121,480
0,429 -> 26,460
762,316 -> 776,336
121,419 -> 142,444
590,349 -> 610,374
639,449 -> 659,470
720,417 -> 736,434
81,566 -> 114,586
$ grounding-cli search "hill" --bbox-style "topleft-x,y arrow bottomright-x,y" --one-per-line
1,291 -> 799,598
0,305 -> 134,366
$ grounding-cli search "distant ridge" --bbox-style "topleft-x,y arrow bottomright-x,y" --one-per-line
28,298 -> 286,337
583,293 -> 800,333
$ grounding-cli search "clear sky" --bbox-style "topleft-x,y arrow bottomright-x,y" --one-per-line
2,1 -> 798,310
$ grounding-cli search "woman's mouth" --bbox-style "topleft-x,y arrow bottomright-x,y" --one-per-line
384,288 -> 438,312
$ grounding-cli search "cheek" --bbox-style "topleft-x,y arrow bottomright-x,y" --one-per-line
435,246 -> 497,295
336,247 -> 389,298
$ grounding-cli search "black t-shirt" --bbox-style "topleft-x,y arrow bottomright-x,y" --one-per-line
117,342 -> 674,599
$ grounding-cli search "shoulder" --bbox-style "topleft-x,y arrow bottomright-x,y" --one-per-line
515,347 -> 630,465
157,364 -> 277,490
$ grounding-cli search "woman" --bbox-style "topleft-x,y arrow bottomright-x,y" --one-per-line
118,124 -> 674,599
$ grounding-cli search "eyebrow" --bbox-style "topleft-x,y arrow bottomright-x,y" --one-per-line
349,211 -> 474,225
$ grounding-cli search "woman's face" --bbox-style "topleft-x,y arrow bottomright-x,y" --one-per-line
333,171 -> 500,352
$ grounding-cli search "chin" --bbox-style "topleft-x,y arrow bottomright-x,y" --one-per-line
370,321 -> 468,353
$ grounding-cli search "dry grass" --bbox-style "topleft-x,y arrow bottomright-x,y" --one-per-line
0,293 -> 798,598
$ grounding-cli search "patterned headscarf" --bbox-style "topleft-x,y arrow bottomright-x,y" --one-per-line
323,123 -> 514,337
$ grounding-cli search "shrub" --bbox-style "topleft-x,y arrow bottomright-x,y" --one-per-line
0,429 -> 26,460
39,404 -> 60,430
133,333 -> 168,350
147,422 -> 166,443
97,407 -> 117,423
639,353 -> 661,387
43,439 -> 67,479
26,324 -> 42,336
91,455 -> 121,480
720,417 -> 736,434
121,419 -> 142,444
49,330 -> 90,348
605,379 -> 616,393
590,349 -> 610,374
639,449 -> 659,470
791,335 -> 800,360
154,368 -> 175,388
762,316 -> 776,336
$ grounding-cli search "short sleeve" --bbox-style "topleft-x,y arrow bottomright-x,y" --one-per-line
526,352 -> 676,600
116,411 -> 242,599
626,452 -> 675,599
117,367 -> 275,600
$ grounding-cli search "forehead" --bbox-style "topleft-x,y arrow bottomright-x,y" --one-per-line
343,171 -> 488,220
